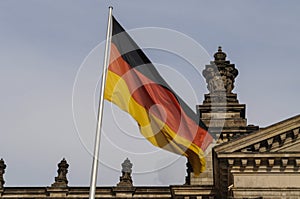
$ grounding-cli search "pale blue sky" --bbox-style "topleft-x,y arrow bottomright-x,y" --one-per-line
0,0 -> 299,186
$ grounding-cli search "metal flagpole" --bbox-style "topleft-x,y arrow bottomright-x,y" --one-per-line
89,6 -> 113,199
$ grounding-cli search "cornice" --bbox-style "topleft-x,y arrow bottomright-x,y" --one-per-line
214,114 -> 300,153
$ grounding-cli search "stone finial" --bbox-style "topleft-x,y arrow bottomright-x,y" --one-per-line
202,46 -> 239,94
214,46 -> 227,61
51,158 -> 69,188
0,159 -> 6,188
117,158 -> 133,187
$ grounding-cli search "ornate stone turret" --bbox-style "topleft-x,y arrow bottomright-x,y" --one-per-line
188,47 -> 258,186
199,46 -> 258,142
117,158 -> 133,187
51,158 -> 69,188
0,159 -> 6,189
113,158 -> 135,198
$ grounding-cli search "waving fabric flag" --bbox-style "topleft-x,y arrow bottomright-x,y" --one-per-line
104,16 -> 213,174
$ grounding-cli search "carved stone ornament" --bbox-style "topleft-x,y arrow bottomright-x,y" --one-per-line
51,158 -> 69,188
117,158 -> 133,187
0,159 -> 6,188
202,46 -> 238,94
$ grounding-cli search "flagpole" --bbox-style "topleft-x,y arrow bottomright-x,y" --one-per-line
89,6 -> 113,199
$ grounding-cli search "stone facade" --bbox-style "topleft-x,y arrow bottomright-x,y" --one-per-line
0,47 -> 298,199
214,115 -> 300,198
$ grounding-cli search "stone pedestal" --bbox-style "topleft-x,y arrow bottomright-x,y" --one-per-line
47,187 -> 69,197
197,93 -> 256,143
112,187 -> 136,198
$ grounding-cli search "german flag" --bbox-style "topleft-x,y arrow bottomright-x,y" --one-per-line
104,16 -> 213,174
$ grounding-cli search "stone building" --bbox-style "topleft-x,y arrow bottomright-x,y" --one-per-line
0,47 -> 299,198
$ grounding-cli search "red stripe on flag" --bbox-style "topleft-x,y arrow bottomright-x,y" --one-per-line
109,43 -> 212,150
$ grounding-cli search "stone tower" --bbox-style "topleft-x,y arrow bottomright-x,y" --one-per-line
188,47 -> 258,185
